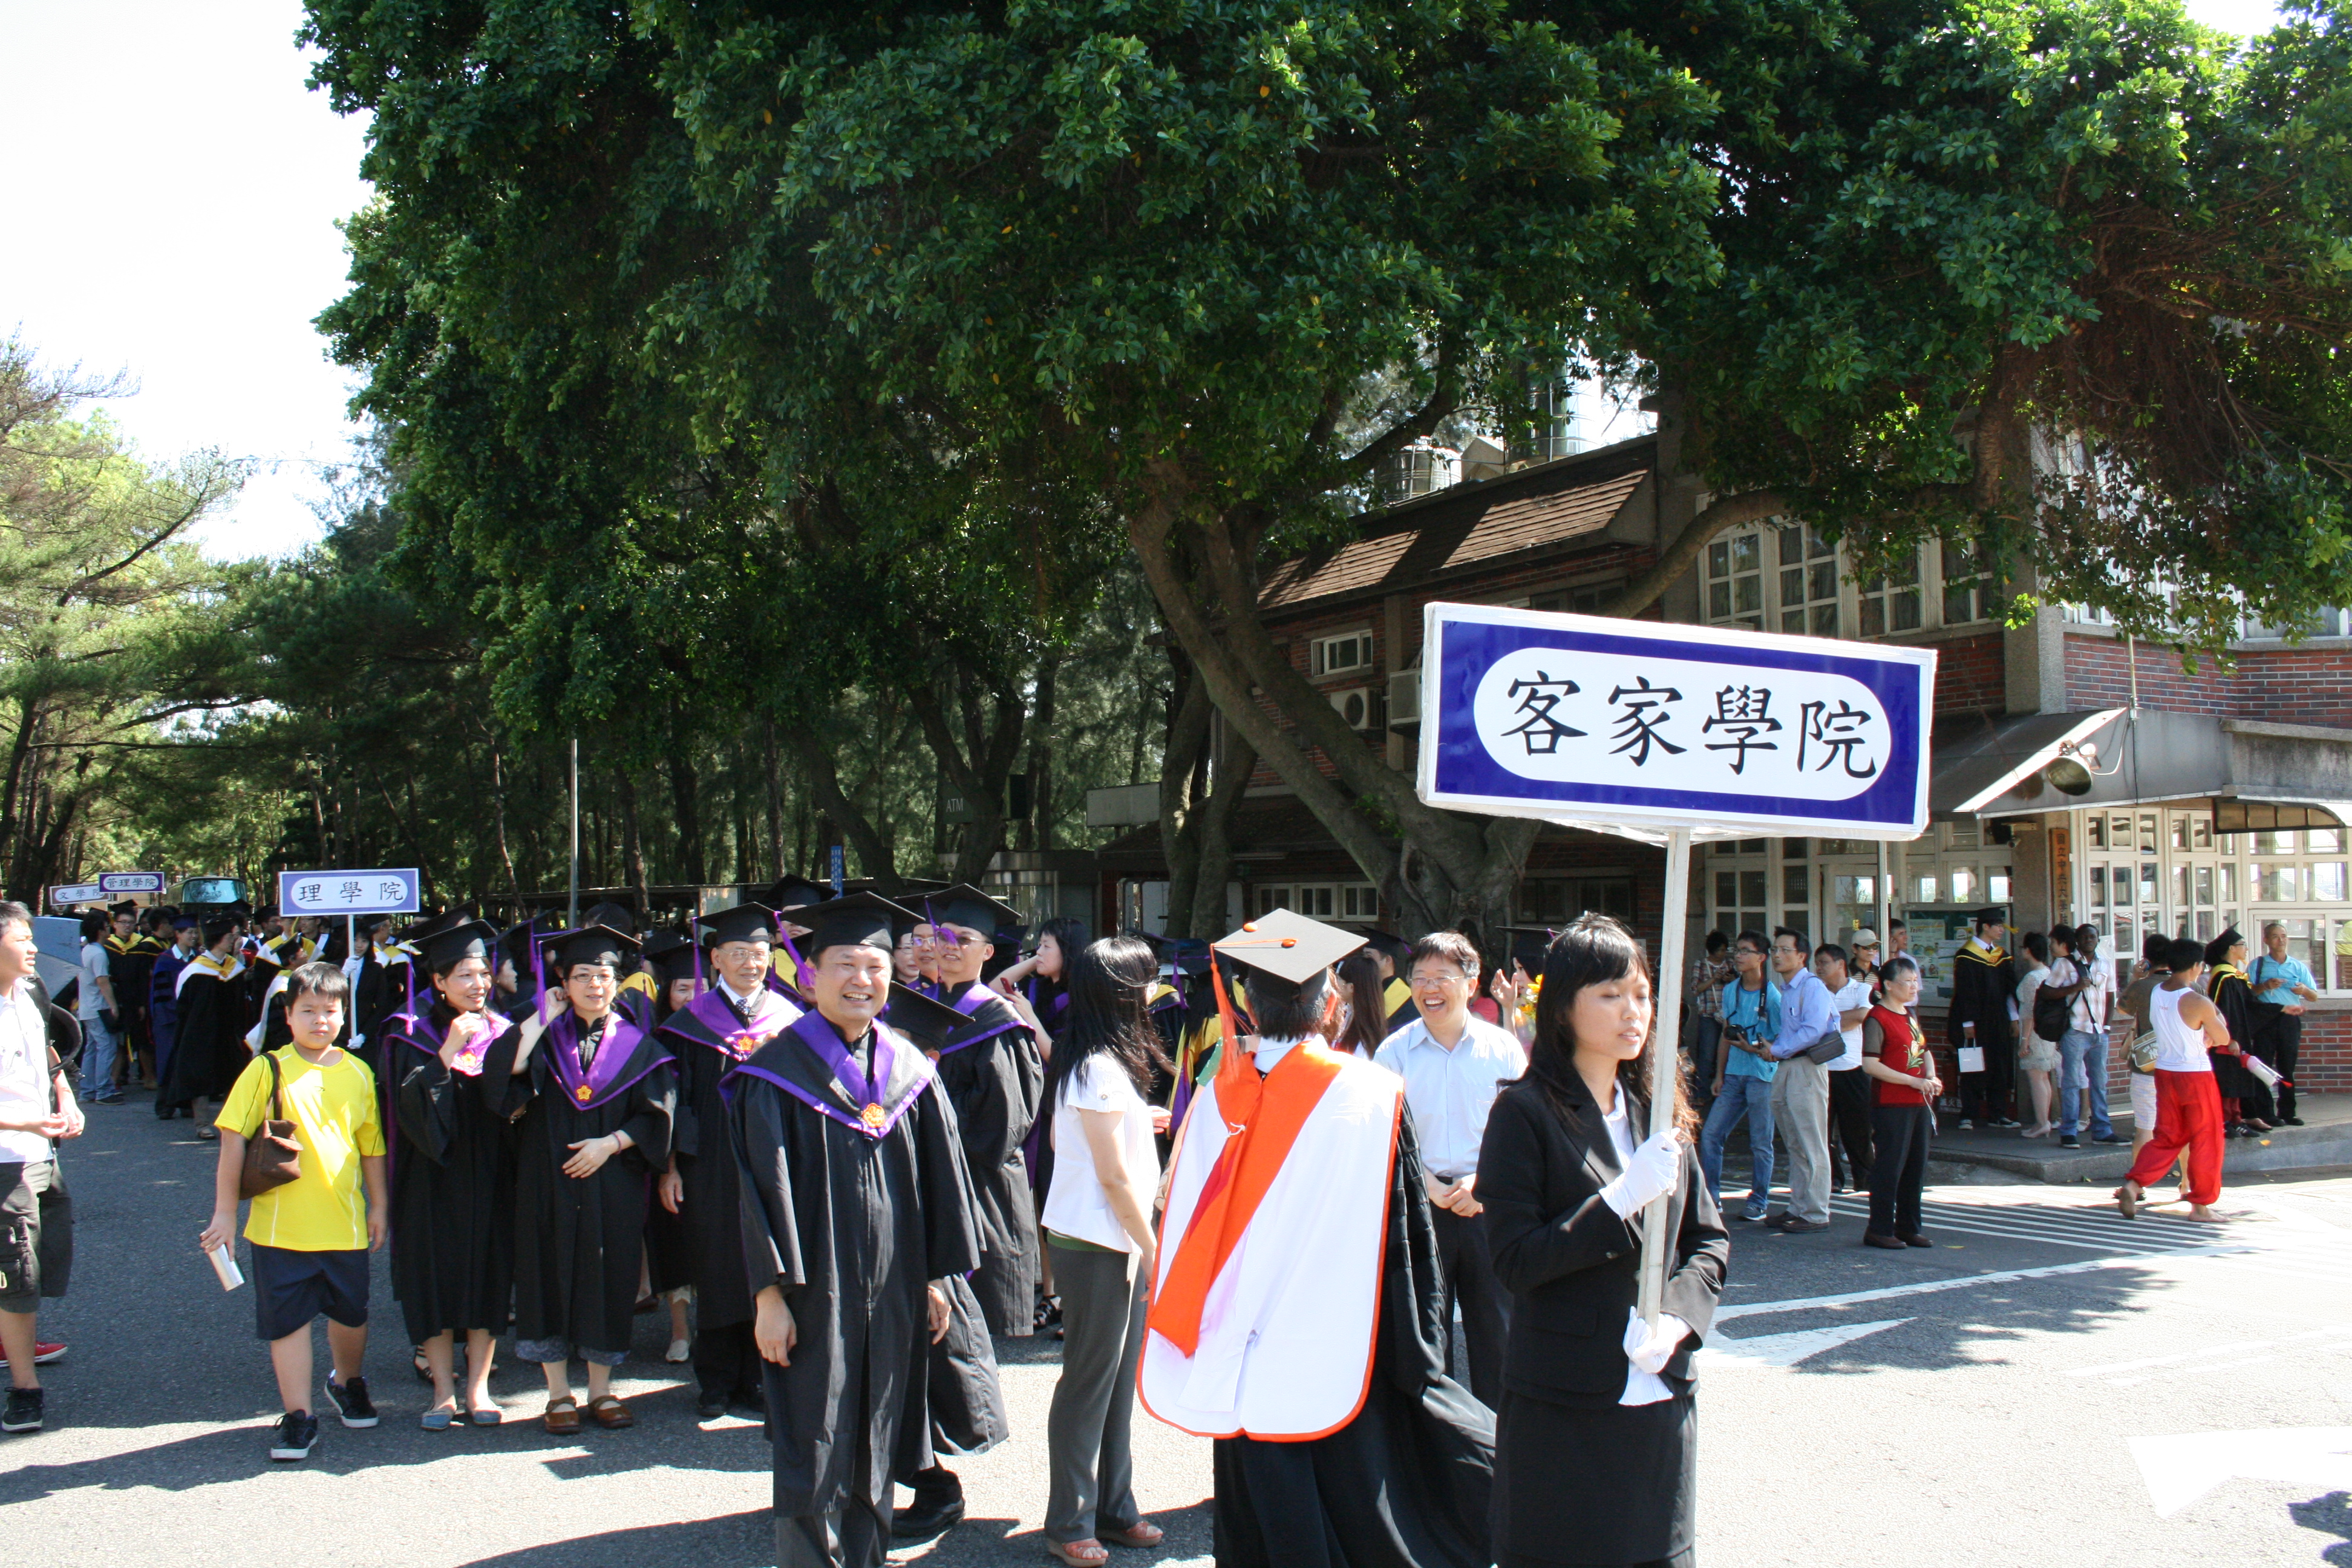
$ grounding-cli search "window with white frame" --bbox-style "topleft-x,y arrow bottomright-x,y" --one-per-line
1703,523 -> 1998,639
1254,883 -> 1292,917
1311,629 -> 1376,678
1339,883 -> 1380,921
1776,522 -> 1841,637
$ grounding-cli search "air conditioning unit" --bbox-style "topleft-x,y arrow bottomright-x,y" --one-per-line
1328,685 -> 1377,731
1388,669 -> 1421,731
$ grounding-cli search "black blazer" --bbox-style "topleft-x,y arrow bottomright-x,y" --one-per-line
1479,1072 -> 1728,1400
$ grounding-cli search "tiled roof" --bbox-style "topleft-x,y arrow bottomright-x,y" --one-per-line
1260,455 -> 1651,610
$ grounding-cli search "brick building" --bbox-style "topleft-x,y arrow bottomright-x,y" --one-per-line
1093,425 -> 2352,1092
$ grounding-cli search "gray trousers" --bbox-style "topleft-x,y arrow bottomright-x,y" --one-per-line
1044,1243 -> 1148,1544
1769,1056 -> 1832,1224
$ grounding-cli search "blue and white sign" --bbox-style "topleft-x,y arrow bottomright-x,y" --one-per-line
278,867 -> 422,917
1417,603 -> 1935,842
47,883 -> 104,909
99,871 -> 164,895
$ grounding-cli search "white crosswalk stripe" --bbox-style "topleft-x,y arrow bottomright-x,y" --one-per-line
1822,1195 -> 2222,1255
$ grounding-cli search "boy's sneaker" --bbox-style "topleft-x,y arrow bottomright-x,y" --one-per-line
324,1376 -> 377,1428
2,1387 -> 42,1433
31,1341 -> 65,1364
269,1410 -> 318,1460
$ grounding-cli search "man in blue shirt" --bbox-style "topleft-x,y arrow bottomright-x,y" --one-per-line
1764,927 -> 1844,1233
2252,922 -> 2322,1125
1697,932 -> 1779,1223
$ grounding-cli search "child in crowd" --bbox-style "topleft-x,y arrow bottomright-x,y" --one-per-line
199,962 -> 387,1462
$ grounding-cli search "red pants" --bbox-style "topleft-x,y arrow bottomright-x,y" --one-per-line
2126,1070 -> 2225,1206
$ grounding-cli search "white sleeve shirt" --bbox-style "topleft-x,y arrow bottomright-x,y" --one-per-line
1372,1014 -> 1528,1181
1828,978 -> 1874,1070
0,981 -> 53,1164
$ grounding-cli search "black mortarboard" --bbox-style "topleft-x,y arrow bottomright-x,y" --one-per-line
582,899 -> 639,936
108,900 -> 138,916
1345,926 -> 1413,967
1498,924 -> 1555,970
499,916 -> 551,968
538,923 -> 641,972
765,876 -> 831,912
201,915 -> 240,944
643,927 -> 700,984
699,903 -> 778,949
795,892 -> 919,957
354,909 -> 394,935
921,883 -> 1020,940
881,984 -> 968,1054
407,906 -> 491,972
1212,909 -> 1365,987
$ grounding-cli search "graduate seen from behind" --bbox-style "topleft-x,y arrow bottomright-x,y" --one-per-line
380,912 -> 518,1429
724,892 -> 982,1568
486,924 -> 678,1436
200,962 -> 388,1463
1478,914 -> 1729,1568
1142,909 -> 1495,1568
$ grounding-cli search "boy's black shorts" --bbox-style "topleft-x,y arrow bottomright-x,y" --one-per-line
249,1243 -> 369,1342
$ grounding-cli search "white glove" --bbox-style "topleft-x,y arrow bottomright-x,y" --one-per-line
1599,1128 -> 1684,1218
1618,1307 -> 1690,1406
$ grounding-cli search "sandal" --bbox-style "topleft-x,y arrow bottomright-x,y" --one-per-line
588,1393 -> 635,1429
413,1347 -> 433,1382
195,1124 -> 218,1140
1048,1543 -> 1111,1568
420,1402 -> 457,1431
1100,1522 -> 1165,1549
543,1395 -> 581,1436
469,1402 -> 503,1426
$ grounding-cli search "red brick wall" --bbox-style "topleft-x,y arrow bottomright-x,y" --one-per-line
2064,632 -> 2352,726
1935,631 -> 2006,716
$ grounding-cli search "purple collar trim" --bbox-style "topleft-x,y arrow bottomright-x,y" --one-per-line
546,1011 -> 671,1111
727,1014 -> 930,1139
675,986 -> 798,1061
387,1008 -> 514,1077
939,982 -> 1022,1055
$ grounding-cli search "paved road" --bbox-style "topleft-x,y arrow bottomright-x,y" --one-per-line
3,1095 -> 2344,1566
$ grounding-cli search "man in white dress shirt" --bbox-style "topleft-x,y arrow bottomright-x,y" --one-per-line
0,901 -> 83,1435
1374,929 -> 1527,1408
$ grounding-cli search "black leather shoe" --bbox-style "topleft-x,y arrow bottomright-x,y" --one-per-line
1863,1232 -> 1906,1249
891,1495 -> 965,1543
696,1390 -> 730,1421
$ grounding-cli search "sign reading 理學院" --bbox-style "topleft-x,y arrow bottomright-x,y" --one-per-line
1417,603 -> 1935,841
278,868 -> 423,918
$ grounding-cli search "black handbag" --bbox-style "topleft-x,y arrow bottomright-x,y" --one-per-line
237,1051 -> 304,1198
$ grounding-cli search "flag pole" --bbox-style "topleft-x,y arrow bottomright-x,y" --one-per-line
1638,826 -> 1693,1329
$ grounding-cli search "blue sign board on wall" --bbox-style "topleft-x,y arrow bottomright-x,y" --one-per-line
1416,603 -> 1936,842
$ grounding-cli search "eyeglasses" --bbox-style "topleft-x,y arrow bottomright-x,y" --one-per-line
1409,970 -> 1470,988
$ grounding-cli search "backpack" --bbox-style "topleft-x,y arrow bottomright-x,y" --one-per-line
2032,978 -> 2073,1044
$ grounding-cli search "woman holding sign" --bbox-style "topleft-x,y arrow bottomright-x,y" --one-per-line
1480,915 -> 1726,1568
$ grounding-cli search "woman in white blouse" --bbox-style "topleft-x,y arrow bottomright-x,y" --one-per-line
1039,936 -> 1172,1567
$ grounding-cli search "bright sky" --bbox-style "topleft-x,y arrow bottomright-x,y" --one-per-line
0,0 -> 2292,563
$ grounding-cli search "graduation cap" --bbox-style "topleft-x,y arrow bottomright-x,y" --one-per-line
921,883 -> 1020,941
107,899 -> 139,917
408,907 -> 498,973
881,983 -> 968,1054
582,899 -> 639,937
498,916 -> 552,970
698,902 -> 778,949
353,909 -> 396,936
642,927 -> 701,984
1497,925 -> 1557,972
1344,926 -> 1413,970
1210,907 -> 1365,987
794,891 -> 920,957
537,923 -> 642,972
200,915 -> 241,944
765,875 -> 832,912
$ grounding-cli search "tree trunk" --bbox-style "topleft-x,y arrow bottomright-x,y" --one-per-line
1157,662 -> 1212,939
1026,652 -> 1059,852
907,663 -> 1027,889
788,728 -> 897,891
666,748 -> 704,888
1189,721 -> 1257,940
762,716 -> 783,880
489,737 -> 521,902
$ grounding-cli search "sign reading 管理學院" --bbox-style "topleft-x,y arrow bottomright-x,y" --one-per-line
1417,603 -> 1935,842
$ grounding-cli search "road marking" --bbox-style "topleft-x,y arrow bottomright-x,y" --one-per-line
2113,1353 -> 2279,1388
2068,1325 -> 2352,1380
2129,1426 -> 2352,1517
1717,1246 -> 2252,1321
1699,1318 -> 1909,1370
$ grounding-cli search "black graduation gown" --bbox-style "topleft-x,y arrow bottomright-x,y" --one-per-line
727,1018 -> 982,1560
488,1011 -> 677,1357
108,935 -> 159,1064
656,987 -> 794,1331
158,956 -> 249,1105
353,948 -> 415,1096
935,985 -> 1044,1337
1211,1114 -> 1497,1568
2208,964 -> 2273,1114
387,1002 -> 519,1344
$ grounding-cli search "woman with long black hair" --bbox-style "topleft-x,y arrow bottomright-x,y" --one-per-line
1328,949 -> 1393,1059
1480,915 -> 1727,1568
1038,936 -> 1171,1566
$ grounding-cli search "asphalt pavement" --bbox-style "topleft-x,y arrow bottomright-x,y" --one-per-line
4,1093 -> 2345,1566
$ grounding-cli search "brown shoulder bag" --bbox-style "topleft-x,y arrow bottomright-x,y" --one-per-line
237,1051 -> 304,1198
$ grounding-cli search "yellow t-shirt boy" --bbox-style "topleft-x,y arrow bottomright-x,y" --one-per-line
217,1044 -> 385,1251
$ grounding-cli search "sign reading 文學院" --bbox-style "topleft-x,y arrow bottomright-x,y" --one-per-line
278,868 -> 422,918
1417,603 -> 1935,842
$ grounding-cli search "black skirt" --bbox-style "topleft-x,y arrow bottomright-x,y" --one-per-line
1492,1387 -> 1696,1567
